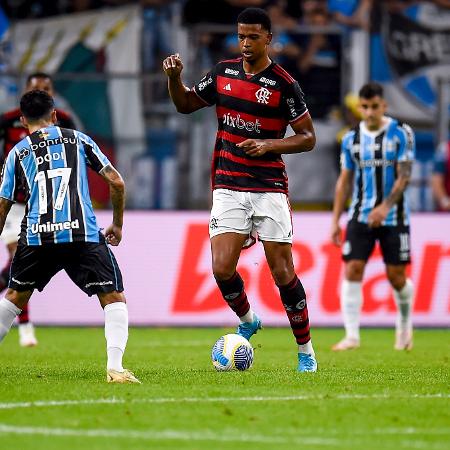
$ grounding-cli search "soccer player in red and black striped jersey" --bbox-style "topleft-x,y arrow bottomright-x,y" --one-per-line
0,73 -> 76,347
163,8 -> 318,372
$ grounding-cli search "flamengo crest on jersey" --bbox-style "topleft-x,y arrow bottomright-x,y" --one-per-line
340,117 -> 415,226
193,58 -> 309,193
0,126 -> 110,245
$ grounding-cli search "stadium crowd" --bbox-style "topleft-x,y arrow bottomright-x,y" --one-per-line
0,0 -> 449,213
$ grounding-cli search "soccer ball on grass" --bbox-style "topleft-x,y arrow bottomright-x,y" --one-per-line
211,333 -> 254,371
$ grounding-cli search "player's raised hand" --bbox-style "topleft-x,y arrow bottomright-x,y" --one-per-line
162,53 -> 183,79
330,222 -> 343,246
105,224 -> 122,246
237,139 -> 270,157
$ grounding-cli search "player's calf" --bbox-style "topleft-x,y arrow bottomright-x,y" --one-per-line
0,297 -> 21,342
277,275 -> 317,371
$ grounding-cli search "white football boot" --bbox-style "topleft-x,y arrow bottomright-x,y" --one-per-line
18,322 -> 38,347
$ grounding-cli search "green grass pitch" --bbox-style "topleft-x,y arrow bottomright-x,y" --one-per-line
0,327 -> 449,449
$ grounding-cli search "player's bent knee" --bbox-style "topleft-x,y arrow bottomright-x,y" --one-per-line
387,274 -> 406,291
5,288 -> 32,309
345,261 -> 365,281
271,266 -> 294,286
212,263 -> 236,281
98,291 -> 126,307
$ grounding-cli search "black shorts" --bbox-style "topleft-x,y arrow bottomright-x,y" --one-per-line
342,220 -> 411,265
9,233 -> 124,296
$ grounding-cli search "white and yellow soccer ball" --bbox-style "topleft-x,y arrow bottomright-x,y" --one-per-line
211,333 -> 254,371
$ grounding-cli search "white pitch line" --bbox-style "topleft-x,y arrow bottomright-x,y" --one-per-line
0,393 -> 448,410
0,423 -> 338,446
0,424 -> 448,449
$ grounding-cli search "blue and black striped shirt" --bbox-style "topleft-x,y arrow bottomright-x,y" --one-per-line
341,117 -> 415,226
0,126 -> 110,245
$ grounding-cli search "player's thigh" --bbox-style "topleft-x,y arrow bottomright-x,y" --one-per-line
379,225 -> 411,265
211,232 -> 248,278
9,244 -> 62,292
209,189 -> 252,239
342,220 -> 376,263
63,237 -> 124,297
251,192 -> 292,243
0,203 -> 25,246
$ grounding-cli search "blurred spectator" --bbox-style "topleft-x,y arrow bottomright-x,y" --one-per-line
431,140 -> 450,211
327,0 -> 372,30
295,4 -> 341,117
142,0 -> 176,72
333,92 -> 362,171
183,0 -> 268,24
266,0 -> 299,30
1,0 -> 135,19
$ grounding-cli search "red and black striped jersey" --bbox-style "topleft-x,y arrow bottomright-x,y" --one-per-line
193,57 -> 309,193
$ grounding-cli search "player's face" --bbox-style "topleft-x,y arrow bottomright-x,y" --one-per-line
358,96 -> 387,130
237,23 -> 272,63
26,77 -> 54,96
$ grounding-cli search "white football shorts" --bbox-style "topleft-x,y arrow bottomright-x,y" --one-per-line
209,189 -> 293,244
1,203 -> 25,245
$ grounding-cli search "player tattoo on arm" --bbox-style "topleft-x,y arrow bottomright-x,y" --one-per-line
101,164 -> 125,228
0,198 -> 13,236
384,161 -> 412,208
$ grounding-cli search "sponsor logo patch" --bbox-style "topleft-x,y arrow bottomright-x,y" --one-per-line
225,68 -> 239,76
259,76 -> 276,86
30,219 -> 80,234
223,113 -> 261,133
198,76 -> 213,91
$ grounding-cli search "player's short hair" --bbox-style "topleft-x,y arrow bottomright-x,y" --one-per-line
237,8 -> 271,33
26,72 -> 53,84
359,82 -> 384,99
20,90 -> 55,121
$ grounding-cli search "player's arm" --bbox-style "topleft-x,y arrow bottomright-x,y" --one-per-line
368,123 -> 415,227
368,160 -> 412,227
0,198 -> 13,236
99,164 -> 125,246
331,169 -> 353,246
162,54 -> 207,114
238,114 -> 315,156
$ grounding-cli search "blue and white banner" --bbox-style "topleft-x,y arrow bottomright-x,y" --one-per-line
371,3 -> 450,121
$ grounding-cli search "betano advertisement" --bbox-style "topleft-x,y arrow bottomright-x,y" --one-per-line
6,212 -> 449,327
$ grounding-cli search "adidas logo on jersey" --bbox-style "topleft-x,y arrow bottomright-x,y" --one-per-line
223,83 -> 232,91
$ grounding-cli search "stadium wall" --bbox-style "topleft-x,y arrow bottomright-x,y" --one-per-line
5,212 -> 449,327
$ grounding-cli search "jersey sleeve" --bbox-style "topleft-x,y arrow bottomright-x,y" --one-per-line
433,142 -> 447,174
280,81 -> 309,124
340,131 -> 355,171
77,132 -> 111,173
192,65 -> 218,106
0,148 -> 18,201
397,123 -> 415,162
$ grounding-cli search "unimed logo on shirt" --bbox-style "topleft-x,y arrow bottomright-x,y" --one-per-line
30,219 -> 80,234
